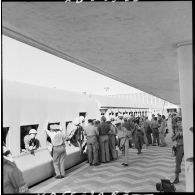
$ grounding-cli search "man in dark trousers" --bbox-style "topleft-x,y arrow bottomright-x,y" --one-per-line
171,117 -> 184,184
145,116 -> 152,145
98,116 -> 111,163
134,119 -> 144,154
94,120 -> 101,162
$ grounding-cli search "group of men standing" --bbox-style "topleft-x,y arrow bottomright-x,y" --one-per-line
83,113 -> 168,167
83,116 -> 118,166
149,114 -> 168,147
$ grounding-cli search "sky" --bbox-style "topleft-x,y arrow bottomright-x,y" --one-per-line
2,35 -> 142,95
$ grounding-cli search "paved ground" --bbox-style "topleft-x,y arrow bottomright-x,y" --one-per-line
31,120 -> 186,193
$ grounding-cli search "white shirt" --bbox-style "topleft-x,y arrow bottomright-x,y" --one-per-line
46,129 -> 65,147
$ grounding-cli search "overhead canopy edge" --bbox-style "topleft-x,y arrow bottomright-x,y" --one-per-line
2,26 -> 177,105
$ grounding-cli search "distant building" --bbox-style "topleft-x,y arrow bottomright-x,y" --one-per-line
89,91 -> 179,119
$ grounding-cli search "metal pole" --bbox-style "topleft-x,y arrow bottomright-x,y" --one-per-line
162,100 -> 166,115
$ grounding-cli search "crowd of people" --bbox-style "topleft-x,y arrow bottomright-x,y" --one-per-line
82,112 -> 185,185
81,113 -> 169,168
3,111 -> 185,193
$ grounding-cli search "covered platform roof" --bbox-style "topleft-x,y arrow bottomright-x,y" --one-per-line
2,1 -> 192,104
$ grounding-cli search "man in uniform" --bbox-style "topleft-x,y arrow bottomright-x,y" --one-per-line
134,119 -> 144,154
116,120 -> 131,166
45,124 -> 66,179
171,113 -> 177,134
98,116 -> 110,163
150,117 -> 160,146
109,119 -> 118,160
144,116 -> 152,145
171,117 -> 184,184
83,119 -> 100,166
159,115 -> 167,147
24,129 -> 40,154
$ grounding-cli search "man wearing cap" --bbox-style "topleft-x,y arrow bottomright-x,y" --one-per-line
98,116 -> 111,163
171,117 -> 184,184
24,129 -> 40,154
83,119 -> 100,166
45,124 -> 66,179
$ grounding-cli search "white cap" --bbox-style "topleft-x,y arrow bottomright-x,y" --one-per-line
50,124 -> 60,130
29,129 -> 37,135
74,117 -> 80,125
79,116 -> 85,123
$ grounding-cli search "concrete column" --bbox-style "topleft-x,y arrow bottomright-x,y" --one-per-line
177,41 -> 193,192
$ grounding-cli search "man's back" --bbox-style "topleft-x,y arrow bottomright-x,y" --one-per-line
122,121 -> 131,131
98,122 -> 110,136
151,120 -> 159,129
46,130 -> 65,147
84,125 -> 98,137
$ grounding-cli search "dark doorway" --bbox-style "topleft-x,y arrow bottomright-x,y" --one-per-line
20,124 -> 39,152
3,127 -> 9,145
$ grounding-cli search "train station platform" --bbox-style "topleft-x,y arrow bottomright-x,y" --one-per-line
30,126 -> 186,193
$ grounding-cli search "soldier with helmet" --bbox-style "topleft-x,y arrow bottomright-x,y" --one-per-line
171,116 -> 184,184
24,129 -> 40,154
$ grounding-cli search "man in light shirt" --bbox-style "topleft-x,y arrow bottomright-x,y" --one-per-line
45,124 -> 66,179
159,115 -> 167,147
83,119 -> 100,166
